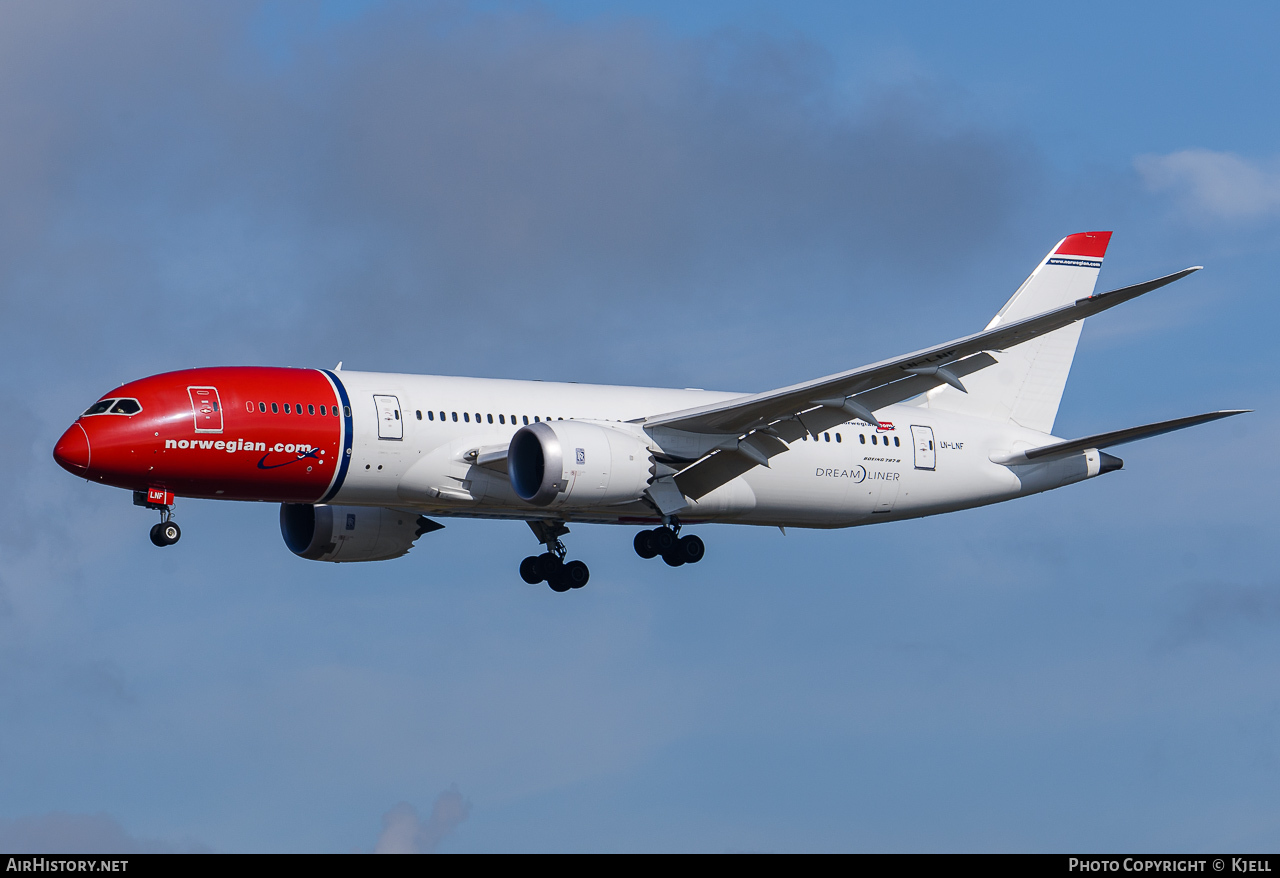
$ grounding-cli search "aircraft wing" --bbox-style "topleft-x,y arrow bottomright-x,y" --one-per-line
652,267 -> 1200,502
989,410 -> 1249,465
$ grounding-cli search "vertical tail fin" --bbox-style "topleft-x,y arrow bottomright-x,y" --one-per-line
926,231 -> 1112,434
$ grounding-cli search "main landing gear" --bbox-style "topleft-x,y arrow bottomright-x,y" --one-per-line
520,521 -> 590,592
634,520 -> 704,567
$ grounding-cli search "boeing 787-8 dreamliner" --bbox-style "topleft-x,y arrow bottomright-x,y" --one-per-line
54,232 -> 1244,591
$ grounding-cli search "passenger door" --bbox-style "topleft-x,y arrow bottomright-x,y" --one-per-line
188,386 -> 223,433
374,395 -> 403,440
910,425 -> 935,471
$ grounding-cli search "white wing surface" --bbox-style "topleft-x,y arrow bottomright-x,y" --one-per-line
651,265 -> 1201,500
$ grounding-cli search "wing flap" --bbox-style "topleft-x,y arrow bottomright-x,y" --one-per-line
675,431 -> 793,500
675,450 -> 759,500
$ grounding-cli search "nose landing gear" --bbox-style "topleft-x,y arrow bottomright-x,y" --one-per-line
149,518 -> 181,547
135,490 -> 180,547
634,520 -> 704,567
520,520 -> 589,592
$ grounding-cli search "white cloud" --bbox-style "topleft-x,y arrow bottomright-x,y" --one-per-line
373,786 -> 471,854
1135,148 -> 1280,221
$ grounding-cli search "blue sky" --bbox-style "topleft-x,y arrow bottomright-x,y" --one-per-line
1,0 -> 1278,852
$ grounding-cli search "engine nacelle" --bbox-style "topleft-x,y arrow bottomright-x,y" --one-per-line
508,421 -> 653,507
280,503 -> 442,562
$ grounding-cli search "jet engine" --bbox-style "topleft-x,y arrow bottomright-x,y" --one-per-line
508,421 -> 653,507
280,503 -> 443,562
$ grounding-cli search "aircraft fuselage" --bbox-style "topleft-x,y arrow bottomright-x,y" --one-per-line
54,365 -> 1102,530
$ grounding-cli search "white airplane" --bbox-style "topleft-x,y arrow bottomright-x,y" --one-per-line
54,231 -> 1244,591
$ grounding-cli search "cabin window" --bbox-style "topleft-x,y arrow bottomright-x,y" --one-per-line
464,412 -> 470,422
835,433 -> 842,443
272,403 -> 279,414
859,434 -> 865,444
452,412 -> 458,422
343,406 -> 351,418
499,414 -> 505,424
487,414 -> 494,424
475,413 -> 481,423
259,402 -> 267,413
824,432 -> 830,442
894,436 -> 900,447
523,416 -> 529,425
534,416 -> 540,422
308,404 -> 315,415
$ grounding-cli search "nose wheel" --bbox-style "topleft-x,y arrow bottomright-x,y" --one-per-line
149,520 -> 181,547
634,521 -> 704,567
521,521 -> 589,592
146,505 -> 181,548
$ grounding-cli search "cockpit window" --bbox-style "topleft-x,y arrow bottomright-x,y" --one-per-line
82,398 -> 142,417
110,399 -> 141,415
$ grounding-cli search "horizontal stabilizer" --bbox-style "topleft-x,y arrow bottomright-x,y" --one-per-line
990,410 -> 1249,465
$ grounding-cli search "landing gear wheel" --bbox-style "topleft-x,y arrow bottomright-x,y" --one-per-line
520,556 -> 542,584
160,521 -> 181,545
662,548 -> 685,567
547,569 -> 572,593
652,527 -> 676,555
149,523 -> 166,547
563,560 -> 590,589
677,534 -> 704,564
534,552 -> 560,582
634,530 -> 659,559
524,522 -> 585,592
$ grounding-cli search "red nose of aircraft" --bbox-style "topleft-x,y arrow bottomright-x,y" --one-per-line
53,366 -> 350,505
53,423 -> 91,473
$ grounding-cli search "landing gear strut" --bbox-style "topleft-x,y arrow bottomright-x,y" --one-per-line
520,521 -> 589,592
634,519 -> 704,567
136,490 -> 180,547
